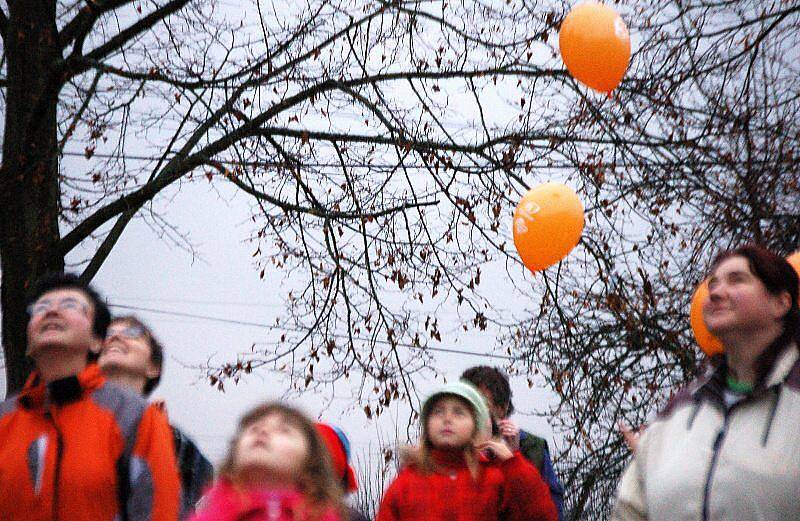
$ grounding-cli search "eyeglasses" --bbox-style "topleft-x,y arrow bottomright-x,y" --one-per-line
105,325 -> 146,339
27,297 -> 89,317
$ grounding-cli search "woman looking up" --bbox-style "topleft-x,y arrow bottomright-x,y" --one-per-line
612,244 -> 800,521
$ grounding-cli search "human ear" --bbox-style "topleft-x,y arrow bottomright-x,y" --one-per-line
771,291 -> 792,319
88,339 -> 102,355
146,361 -> 161,380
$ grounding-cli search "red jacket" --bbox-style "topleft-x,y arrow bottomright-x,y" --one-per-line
0,364 -> 180,520
377,449 -> 557,521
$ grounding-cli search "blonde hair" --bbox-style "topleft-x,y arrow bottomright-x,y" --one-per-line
219,402 -> 343,519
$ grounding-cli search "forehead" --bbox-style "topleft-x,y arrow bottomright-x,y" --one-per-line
432,395 -> 470,409
37,288 -> 92,305
711,256 -> 753,278
110,318 -> 136,329
245,411 -> 297,430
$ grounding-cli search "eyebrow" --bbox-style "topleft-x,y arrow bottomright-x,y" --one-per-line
711,268 -> 751,280
724,269 -> 750,278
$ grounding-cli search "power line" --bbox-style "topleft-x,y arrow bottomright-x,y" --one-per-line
62,150 -> 575,171
110,296 -> 284,308
108,302 -> 521,361
61,150 -> 794,172
109,295 -> 472,318
62,149 -> 790,172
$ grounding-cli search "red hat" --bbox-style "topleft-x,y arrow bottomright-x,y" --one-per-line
316,423 -> 358,492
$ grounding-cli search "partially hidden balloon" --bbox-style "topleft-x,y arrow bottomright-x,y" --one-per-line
559,2 -> 631,93
513,182 -> 584,272
690,279 -> 724,356
788,251 -> 800,280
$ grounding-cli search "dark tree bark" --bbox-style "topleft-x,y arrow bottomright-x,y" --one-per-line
1,1 -> 64,394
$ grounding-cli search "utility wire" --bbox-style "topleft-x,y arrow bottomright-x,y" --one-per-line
61,150 -> 791,169
62,150 -> 575,171
108,302 -> 521,361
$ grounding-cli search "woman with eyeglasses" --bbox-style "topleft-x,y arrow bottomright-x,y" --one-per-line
612,245 -> 800,521
99,315 -> 214,519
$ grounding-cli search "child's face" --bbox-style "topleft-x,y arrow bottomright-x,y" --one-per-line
426,396 -> 475,449
234,413 -> 310,478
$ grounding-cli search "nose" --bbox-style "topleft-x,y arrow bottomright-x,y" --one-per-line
707,281 -> 725,302
105,329 -> 125,342
42,305 -> 61,318
253,423 -> 271,437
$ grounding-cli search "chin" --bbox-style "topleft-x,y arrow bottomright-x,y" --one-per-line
435,440 -> 466,449
27,338 -> 71,357
706,321 -> 732,337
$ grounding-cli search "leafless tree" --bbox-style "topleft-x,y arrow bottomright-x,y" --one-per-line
505,1 -> 800,517
3,2 -> 797,516
1,0 -> 573,400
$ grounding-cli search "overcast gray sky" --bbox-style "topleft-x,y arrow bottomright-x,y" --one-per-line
0,0 -> 572,473
0,177 -> 560,467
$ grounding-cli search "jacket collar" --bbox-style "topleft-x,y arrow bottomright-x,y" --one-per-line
18,364 -> 105,409
694,343 -> 799,404
429,447 -> 468,469
765,343 -> 799,388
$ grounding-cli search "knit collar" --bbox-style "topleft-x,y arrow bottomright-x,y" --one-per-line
18,363 -> 105,409
429,447 -> 468,469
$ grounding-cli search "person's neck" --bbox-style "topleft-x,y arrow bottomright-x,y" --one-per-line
102,369 -> 147,395
35,350 -> 88,383
720,324 -> 783,386
235,468 -> 295,490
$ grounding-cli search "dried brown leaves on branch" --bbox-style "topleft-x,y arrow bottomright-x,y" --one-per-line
1,0 -> 569,399
3,1 -> 798,515
502,1 -> 800,517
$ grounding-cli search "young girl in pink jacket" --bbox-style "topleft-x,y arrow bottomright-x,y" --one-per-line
190,402 -> 342,521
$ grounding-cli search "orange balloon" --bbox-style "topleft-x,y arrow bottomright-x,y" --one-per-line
690,279 -> 724,356
513,183 -> 584,272
788,251 -> 800,279
559,2 -> 631,93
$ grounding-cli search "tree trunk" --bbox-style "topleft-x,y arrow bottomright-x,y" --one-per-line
1,1 -> 64,395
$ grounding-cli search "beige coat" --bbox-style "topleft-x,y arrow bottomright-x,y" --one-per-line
612,344 -> 800,521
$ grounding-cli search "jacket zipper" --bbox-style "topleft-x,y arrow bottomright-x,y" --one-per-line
45,409 -> 64,521
702,397 -> 747,521
702,420 -> 726,521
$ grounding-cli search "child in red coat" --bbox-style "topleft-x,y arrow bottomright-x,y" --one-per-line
190,403 -> 342,521
377,381 -> 557,521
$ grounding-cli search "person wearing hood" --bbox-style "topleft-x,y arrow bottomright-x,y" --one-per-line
376,380 -> 556,521
613,244 -> 800,520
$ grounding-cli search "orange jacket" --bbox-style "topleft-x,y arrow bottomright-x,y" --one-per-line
0,364 -> 180,521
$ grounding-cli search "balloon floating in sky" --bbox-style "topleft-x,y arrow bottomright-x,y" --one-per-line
559,2 -> 631,94
788,250 -> 800,281
513,182 -> 584,272
690,279 -> 724,356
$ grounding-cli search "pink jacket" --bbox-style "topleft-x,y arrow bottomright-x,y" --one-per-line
190,479 -> 340,521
